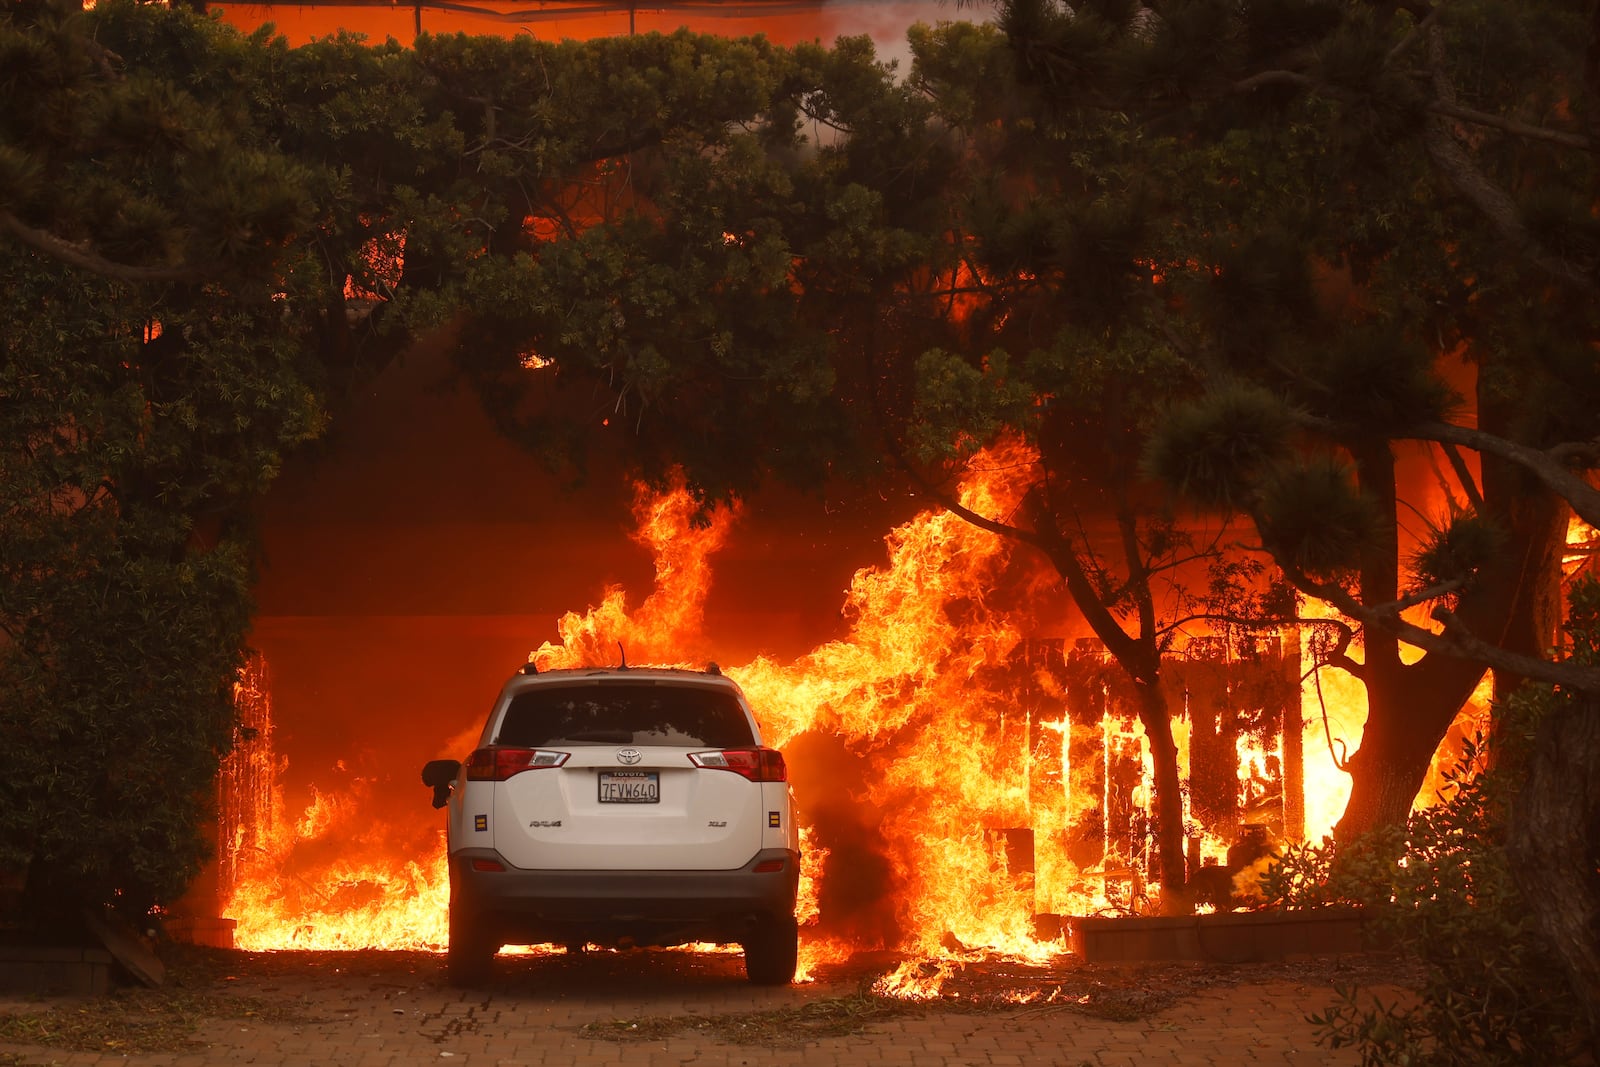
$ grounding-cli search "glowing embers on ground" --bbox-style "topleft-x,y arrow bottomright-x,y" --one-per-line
220,438 -> 1359,990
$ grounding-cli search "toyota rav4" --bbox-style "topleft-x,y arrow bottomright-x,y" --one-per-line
421,661 -> 800,986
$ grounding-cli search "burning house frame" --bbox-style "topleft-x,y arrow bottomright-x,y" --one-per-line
1014,633 -> 1303,924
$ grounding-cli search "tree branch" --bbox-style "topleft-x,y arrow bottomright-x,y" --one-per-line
1025,485 -> 1155,679
1305,614 -> 1366,679
1386,1 -> 1443,66
1230,66 -> 1591,152
1410,420 -> 1600,527
1283,560 -> 1600,693
1292,407 -> 1600,525
1438,440 -> 1485,511
1426,99 -> 1591,150
1232,69 -> 1316,94
1117,499 -> 1157,645
888,429 -> 1158,682
1420,24 -> 1598,294
0,211 -> 200,285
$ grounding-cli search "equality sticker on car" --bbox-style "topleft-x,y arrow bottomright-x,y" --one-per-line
769,811 -> 781,827
474,814 -> 488,832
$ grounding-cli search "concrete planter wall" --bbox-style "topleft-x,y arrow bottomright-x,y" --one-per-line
164,916 -> 237,949
1071,906 -> 1370,963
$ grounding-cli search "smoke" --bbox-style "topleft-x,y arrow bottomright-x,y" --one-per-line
785,730 -> 906,948
817,0 -> 984,74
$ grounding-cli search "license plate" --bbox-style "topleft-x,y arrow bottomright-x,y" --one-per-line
598,771 -> 659,803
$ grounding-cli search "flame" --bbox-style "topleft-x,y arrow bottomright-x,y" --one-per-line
1565,515 -> 1597,582
341,226 -> 405,306
533,479 -> 738,670
221,438 -> 1423,994
871,956 -> 960,1000
224,772 -> 450,951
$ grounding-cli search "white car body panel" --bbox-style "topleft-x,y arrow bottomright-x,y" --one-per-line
443,667 -> 799,867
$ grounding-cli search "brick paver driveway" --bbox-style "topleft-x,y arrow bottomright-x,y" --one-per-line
0,946 -> 1402,1066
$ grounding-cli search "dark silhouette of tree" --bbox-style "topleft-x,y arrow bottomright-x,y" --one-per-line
0,0 -> 324,928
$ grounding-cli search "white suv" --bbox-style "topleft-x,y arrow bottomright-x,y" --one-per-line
421,662 -> 800,986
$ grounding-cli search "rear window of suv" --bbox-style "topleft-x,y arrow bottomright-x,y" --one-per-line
496,683 -> 756,749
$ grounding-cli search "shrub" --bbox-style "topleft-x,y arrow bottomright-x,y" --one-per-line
1261,730 -> 1592,1066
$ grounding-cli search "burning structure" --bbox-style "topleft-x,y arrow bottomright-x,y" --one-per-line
215,439 -> 1415,984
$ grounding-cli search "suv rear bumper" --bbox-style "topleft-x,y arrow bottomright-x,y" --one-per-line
452,846 -> 800,947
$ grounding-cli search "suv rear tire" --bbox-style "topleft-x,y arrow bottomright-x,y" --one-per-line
446,890 -> 498,987
742,915 -> 799,985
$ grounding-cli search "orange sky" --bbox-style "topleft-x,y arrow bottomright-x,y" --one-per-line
211,0 -> 964,51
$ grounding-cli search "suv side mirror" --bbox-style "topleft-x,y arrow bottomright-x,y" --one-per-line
421,759 -> 462,809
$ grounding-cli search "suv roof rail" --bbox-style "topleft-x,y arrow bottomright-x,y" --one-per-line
706,661 -> 722,675
519,661 -> 539,675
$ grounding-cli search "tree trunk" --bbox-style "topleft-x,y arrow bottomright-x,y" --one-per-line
1336,652 -> 1485,841
1131,678 -> 1189,913
1478,473 -> 1569,707
1476,380 -> 1569,709
1338,440 -> 1414,839
1335,722 -> 1432,840
1505,695 -> 1600,1046
1330,435 -> 1566,842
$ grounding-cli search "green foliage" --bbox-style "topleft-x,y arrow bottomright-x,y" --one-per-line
1295,328 -> 1457,434
904,21 -> 1011,129
0,1 -> 327,929
1192,229 -> 1320,367
1262,731 -> 1592,1065
1141,385 -> 1296,511
433,26 -> 954,499
1564,577 -> 1600,666
1127,0 -> 1244,101
1251,455 -> 1382,581
1407,508 -> 1504,603
0,257 -> 321,925
3,3 -> 315,281
909,348 -> 1036,462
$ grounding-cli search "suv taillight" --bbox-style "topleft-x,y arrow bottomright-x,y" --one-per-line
466,746 -> 569,781
688,748 -> 787,782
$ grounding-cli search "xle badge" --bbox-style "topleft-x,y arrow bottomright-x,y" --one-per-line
768,811 -> 781,828
474,814 -> 488,832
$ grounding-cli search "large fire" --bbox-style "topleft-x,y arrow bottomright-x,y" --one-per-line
216,438 -> 1481,990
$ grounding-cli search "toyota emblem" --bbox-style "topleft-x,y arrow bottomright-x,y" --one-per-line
616,748 -> 642,765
